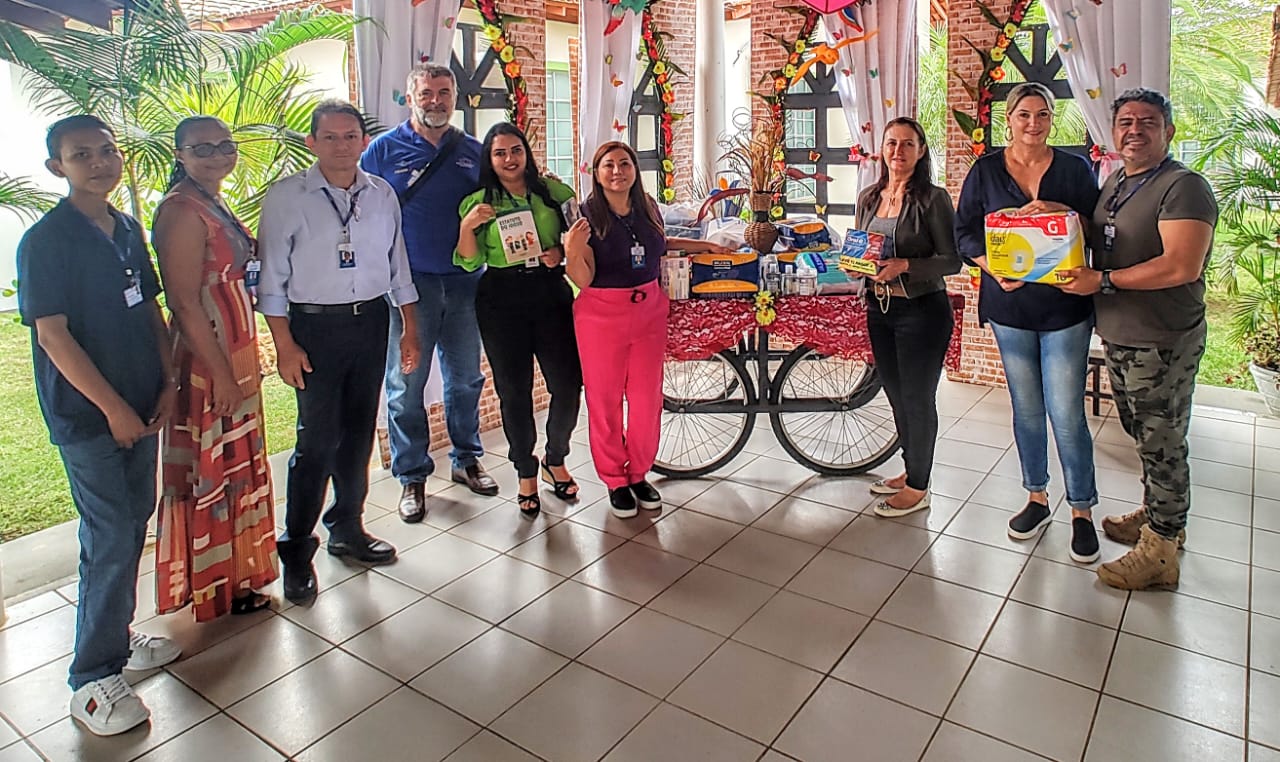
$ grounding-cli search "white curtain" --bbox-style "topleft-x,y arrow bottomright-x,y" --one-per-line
578,0 -> 642,188
1042,0 -> 1172,179
823,0 -> 918,193
354,0 -> 462,126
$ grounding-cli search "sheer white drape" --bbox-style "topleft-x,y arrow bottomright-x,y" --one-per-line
823,0 -> 918,193
1042,0 -> 1172,179
354,0 -> 462,125
578,0 -> 642,186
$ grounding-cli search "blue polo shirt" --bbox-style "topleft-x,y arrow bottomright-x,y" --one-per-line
361,121 -> 482,275
17,200 -> 164,445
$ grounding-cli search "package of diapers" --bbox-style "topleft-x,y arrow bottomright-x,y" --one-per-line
983,209 -> 1086,283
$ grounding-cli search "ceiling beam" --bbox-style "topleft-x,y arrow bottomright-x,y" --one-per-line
0,0 -> 67,32
18,0 -> 116,28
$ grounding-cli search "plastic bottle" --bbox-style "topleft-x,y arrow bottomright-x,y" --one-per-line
796,262 -> 818,296
760,253 -> 781,294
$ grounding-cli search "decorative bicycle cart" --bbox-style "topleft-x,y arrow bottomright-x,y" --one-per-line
656,293 -> 965,477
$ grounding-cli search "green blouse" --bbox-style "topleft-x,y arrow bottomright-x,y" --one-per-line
454,178 -> 576,271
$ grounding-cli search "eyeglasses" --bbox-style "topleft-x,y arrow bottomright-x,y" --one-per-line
182,140 -> 239,158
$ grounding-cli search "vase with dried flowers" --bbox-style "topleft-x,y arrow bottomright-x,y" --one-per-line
719,114 -> 787,253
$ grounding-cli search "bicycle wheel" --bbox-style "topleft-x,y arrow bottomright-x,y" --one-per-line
655,350 -> 756,477
768,346 -> 900,475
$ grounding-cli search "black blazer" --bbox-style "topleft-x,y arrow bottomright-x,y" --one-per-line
855,184 -> 962,298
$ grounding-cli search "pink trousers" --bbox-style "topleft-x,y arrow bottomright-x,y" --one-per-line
573,280 -> 669,490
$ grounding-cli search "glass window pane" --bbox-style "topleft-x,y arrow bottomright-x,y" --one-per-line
826,108 -> 853,149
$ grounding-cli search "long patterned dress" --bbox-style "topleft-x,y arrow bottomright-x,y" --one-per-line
155,187 -> 279,622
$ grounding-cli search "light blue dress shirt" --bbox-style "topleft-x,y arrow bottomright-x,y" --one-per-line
256,164 -> 418,317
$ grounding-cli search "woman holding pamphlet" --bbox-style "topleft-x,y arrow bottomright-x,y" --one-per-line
456,123 -> 582,519
563,141 -> 731,519
955,82 -> 1102,563
851,118 -> 961,520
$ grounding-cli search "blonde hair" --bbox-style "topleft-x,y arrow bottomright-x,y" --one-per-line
1007,82 -> 1056,114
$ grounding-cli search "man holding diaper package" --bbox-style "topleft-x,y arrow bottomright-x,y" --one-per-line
1059,88 -> 1217,591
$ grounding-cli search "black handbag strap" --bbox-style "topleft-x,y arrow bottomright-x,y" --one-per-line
399,127 -> 463,207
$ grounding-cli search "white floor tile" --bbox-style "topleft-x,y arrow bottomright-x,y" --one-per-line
775,677 -> 936,762
295,687 -> 478,762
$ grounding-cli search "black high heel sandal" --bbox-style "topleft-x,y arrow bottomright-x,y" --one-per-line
517,492 -> 541,520
230,592 -> 272,616
540,459 -> 580,502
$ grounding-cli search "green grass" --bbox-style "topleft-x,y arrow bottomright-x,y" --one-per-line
1201,288 -> 1255,390
0,312 -> 297,541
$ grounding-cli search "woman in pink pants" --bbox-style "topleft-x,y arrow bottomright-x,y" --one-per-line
564,141 -> 729,518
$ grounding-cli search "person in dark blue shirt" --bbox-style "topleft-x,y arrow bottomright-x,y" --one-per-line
17,115 -> 181,736
360,63 -> 498,523
955,82 -> 1102,564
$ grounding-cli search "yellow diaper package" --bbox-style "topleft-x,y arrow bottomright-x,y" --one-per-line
983,209 -> 1086,283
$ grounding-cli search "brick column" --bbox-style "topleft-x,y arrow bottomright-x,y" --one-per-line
749,0 -> 805,125
505,0 -> 549,167
653,0 -> 696,200
569,36 -> 580,179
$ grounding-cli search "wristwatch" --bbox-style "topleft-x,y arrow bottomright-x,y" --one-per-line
1099,270 -> 1118,295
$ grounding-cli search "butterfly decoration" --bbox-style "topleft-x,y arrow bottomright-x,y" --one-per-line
860,121 -> 873,134
611,74 -> 623,87
815,204 -> 827,215
831,29 -> 843,41
1086,88 -> 1101,99
869,68 -> 879,78
884,98 -> 895,108
605,53 -> 614,65
1065,9 -> 1080,19
1089,0 -> 1103,5
1111,63 -> 1127,77
579,162 -> 592,175
392,89 -> 406,106
840,68 -> 852,77
808,150 -> 822,162
443,16 -> 454,28
1058,38 -> 1073,53
468,93 -> 482,107
790,32 -> 878,86
612,118 -> 627,134
604,0 -> 647,35
632,103 -> 643,113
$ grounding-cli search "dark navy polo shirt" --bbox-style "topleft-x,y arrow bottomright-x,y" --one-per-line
360,121 -> 482,275
955,148 -> 1100,331
587,201 -> 666,288
17,200 -> 164,445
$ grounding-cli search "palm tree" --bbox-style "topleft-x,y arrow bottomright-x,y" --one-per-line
0,0 -> 365,228
0,173 -> 59,223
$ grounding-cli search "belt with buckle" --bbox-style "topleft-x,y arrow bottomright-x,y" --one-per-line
289,297 -> 385,316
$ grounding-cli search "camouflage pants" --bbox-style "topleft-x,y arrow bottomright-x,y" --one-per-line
1103,326 -> 1205,539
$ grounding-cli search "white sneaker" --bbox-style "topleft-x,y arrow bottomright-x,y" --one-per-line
70,674 -> 150,736
125,632 -> 181,671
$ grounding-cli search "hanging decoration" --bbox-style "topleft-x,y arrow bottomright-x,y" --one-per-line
756,6 -> 820,219
951,0 -> 1034,157
475,0 -> 531,131
605,0 -> 649,34
639,6 -> 684,203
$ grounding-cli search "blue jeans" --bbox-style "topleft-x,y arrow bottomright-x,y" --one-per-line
58,433 -> 158,689
990,318 -> 1099,511
385,271 -> 486,484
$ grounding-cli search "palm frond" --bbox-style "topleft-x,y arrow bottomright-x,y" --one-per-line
0,173 -> 59,222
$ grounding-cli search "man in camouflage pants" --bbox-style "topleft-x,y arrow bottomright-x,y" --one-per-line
1059,88 -> 1217,590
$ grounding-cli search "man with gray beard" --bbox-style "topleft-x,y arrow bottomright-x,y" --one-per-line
361,63 -> 497,524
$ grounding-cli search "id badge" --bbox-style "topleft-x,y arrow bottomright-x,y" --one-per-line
244,258 -> 261,287
630,244 -> 646,270
1103,223 -> 1116,252
338,243 -> 357,269
123,277 -> 143,308
525,253 -> 540,269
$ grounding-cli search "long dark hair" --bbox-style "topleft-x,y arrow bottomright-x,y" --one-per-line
167,115 -> 226,192
864,117 -> 935,211
582,141 -> 664,241
478,122 -> 565,231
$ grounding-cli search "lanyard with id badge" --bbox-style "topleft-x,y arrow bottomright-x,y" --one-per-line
615,212 -> 647,270
77,207 -> 144,308
189,180 -> 260,287
1102,155 -> 1171,252
322,187 -> 363,269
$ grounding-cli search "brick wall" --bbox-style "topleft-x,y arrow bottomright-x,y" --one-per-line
653,0 -> 696,200
569,36 -> 580,181
505,0 -> 548,164
749,0 -> 805,125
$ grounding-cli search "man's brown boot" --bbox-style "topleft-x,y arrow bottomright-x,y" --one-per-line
1101,507 -> 1186,548
1097,524 -> 1180,590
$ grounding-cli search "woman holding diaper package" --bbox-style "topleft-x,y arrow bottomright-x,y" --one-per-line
955,82 -> 1102,563
855,117 -> 961,520
564,141 -> 730,519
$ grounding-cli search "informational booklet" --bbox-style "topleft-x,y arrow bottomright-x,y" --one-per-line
497,209 -> 540,266
561,198 -> 582,228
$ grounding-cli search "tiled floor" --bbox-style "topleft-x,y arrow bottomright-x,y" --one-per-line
1,378 -> 1278,761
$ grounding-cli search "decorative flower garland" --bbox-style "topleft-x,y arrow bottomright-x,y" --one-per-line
758,7 -> 820,219
476,0 -> 530,131
951,0 -> 1033,157
640,8 -> 682,203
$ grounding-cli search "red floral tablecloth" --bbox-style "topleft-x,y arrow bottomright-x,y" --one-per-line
666,293 -> 966,370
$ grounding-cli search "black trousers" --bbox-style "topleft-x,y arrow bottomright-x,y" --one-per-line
279,299 -> 389,566
866,289 -> 953,492
475,266 -> 583,479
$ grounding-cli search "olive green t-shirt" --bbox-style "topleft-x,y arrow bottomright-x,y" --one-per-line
1090,160 -> 1218,348
454,178 -> 576,271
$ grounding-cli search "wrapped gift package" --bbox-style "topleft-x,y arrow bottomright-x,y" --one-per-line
690,252 -> 759,299
837,229 -> 894,276
779,251 -> 863,296
776,219 -> 833,250
661,255 -> 691,300
984,209 -> 1086,283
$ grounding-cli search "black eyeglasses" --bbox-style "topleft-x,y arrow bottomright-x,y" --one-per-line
182,140 -> 239,158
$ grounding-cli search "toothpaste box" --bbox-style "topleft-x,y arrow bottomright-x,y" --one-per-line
984,209 -> 1086,283
837,229 -> 893,276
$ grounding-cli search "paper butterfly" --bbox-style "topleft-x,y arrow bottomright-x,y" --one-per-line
841,68 -> 852,76
468,93 -> 481,107
1058,39 -> 1073,52
815,204 -> 827,215
884,98 -> 895,108
832,30 -> 843,41
860,121 -> 872,133
611,74 -> 623,87
632,103 -> 643,113
869,68 -> 879,78
612,118 -> 626,134
392,89 -> 406,106
1086,88 -> 1101,99
1090,0 -> 1103,4
809,150 -> 821,162
605,53 -> 614,65
1111,63 -> 1127,77
443,16 -> 454,28
1065,9 -> 1080,19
